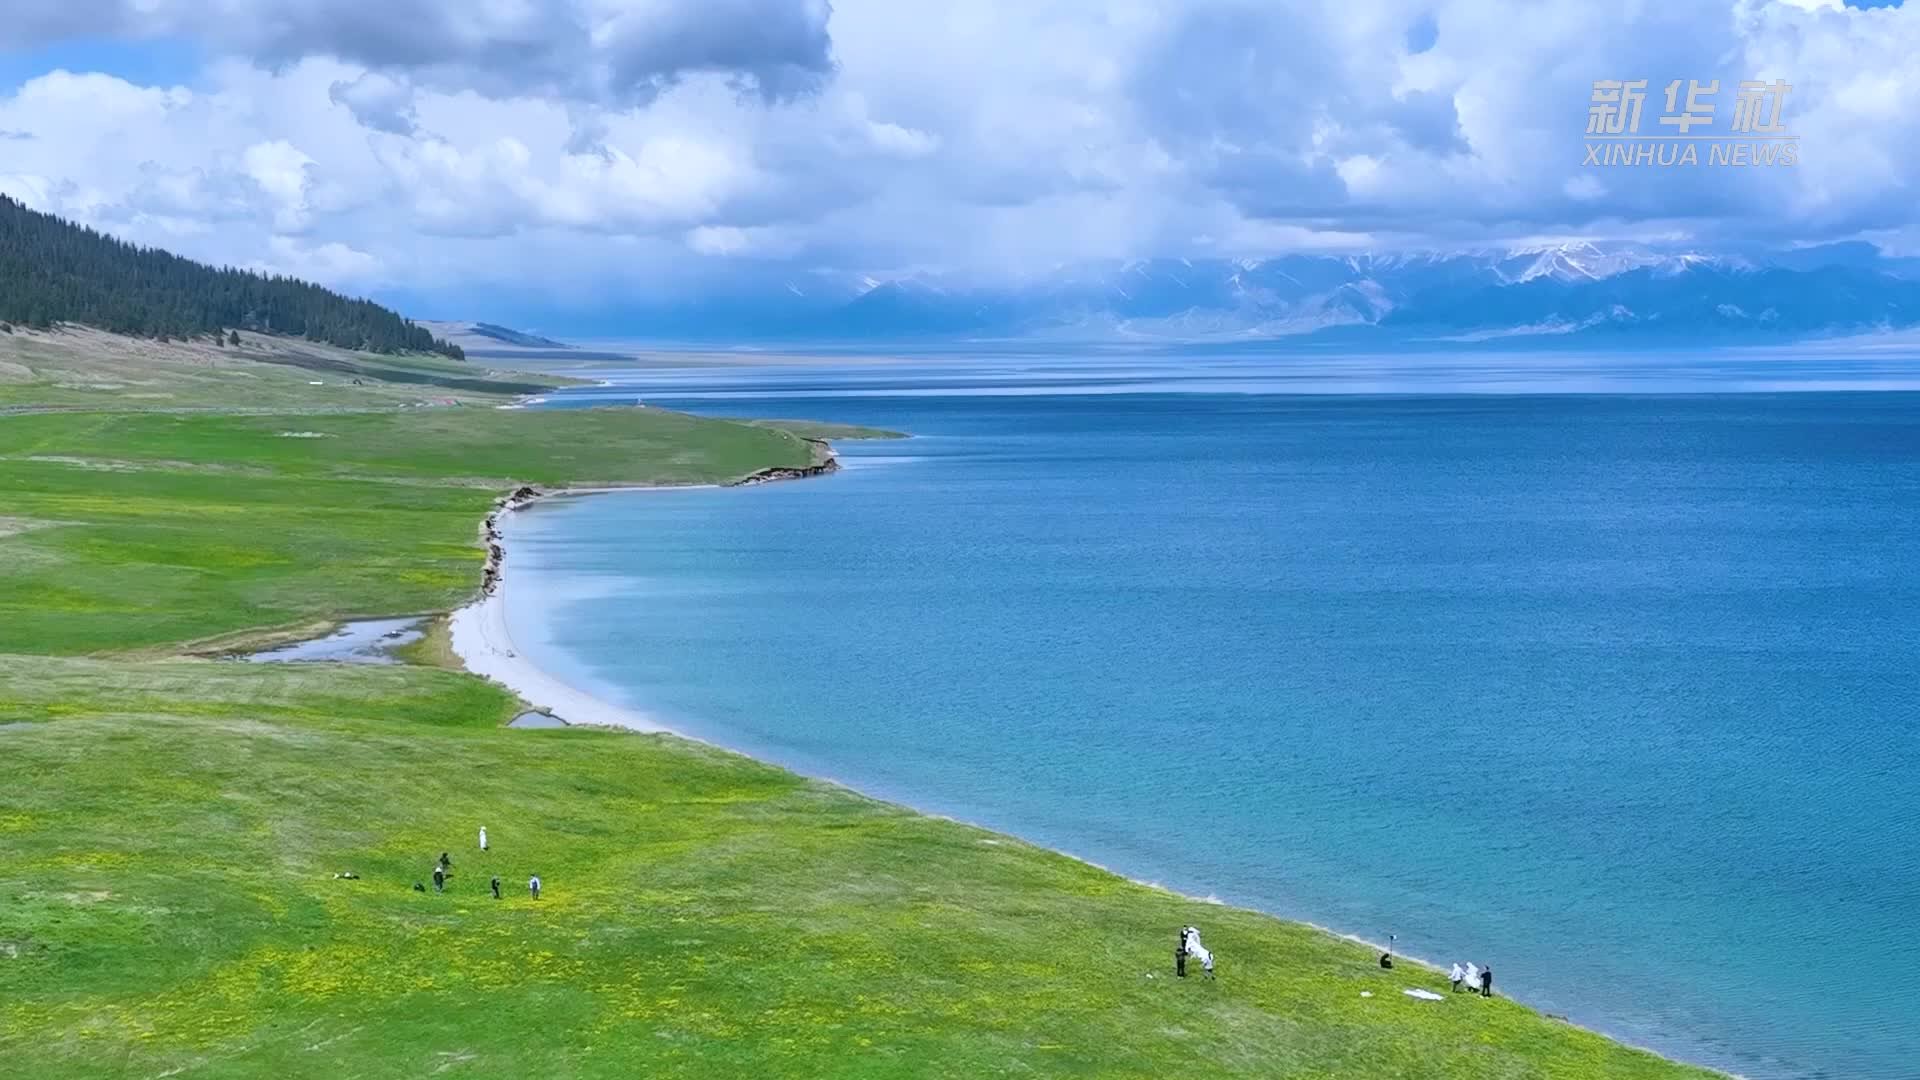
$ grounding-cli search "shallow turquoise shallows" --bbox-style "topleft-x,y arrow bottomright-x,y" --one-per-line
510,358 -> 1920,1079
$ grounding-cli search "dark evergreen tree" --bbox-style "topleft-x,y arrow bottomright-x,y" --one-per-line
0,196 -> 465,360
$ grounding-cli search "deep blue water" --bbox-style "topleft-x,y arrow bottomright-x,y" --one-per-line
509,358 -> 1920,1079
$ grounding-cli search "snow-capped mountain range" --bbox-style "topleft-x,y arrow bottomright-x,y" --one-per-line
603,241 -> 1920,344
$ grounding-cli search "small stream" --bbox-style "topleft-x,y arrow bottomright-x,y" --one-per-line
243,617 -> 424,664
242,617 -> 570,730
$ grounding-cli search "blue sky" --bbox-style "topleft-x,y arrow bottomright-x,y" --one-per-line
3,0 -> 1918,321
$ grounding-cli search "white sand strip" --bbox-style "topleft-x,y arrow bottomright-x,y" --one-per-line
448,540 -> 670,734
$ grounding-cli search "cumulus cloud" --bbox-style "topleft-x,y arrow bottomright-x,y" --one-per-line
12,0 -> 837,108
250,236 -> 384,284
328,72 -> 418,135
3,0 -> 1919,306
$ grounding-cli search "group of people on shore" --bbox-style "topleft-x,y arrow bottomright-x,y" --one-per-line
1176,925 -> 1495,1000
410,825 -> 541,901
1448,961 -> 1494,997
1174,926 -> 1214,978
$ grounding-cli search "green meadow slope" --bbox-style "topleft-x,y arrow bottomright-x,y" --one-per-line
0,339 -> 1717,1078
0,323 -> 575,410
0,406 -> 811,654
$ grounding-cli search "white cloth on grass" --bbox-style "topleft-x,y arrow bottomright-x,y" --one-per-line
1404,988 -> 1445,1001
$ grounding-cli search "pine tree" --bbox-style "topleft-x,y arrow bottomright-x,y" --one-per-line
0,196 -> 465,361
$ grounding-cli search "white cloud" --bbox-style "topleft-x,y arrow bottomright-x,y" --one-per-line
12,0 -> 837,108
254,236 -> 383,284
328,71 -> 417,135
242,140 -> 317,231
864,119 -> 939,158
685,224 -> 802,257
2,0 -> 1918,306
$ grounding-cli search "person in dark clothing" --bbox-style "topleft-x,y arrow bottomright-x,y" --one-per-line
1379,951 -> 1393,969
432,866 -> 445,893
1175,929 -> 1188,978
490,876 -> 501,900
413,882 -> 426,893
1480,966 -> 1494,997
438,852 -> 452,870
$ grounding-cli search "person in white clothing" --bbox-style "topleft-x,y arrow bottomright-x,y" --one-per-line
1449,962 -> 1466,992
1177,926 -> 1215,978
528,874 -> 541,900
479,826 -> 488,851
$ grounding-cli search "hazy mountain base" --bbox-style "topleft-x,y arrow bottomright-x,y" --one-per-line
555,244 -> 1920,345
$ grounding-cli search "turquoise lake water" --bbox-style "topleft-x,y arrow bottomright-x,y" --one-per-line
511,357 -> 1920,1078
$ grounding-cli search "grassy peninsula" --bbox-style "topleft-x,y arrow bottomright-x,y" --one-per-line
0,334 -> 1716,1078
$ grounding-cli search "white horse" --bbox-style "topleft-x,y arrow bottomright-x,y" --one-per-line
1179,926 -> 1215,977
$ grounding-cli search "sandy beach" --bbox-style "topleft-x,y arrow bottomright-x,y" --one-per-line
447,520 -> 670,734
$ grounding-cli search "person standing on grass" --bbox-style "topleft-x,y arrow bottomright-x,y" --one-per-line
1178,926 -> 1214,978
1480,965 -> 1494,998
490,876 -> 501,900
432,865 -> 445,893
479,826 -> 488,852
1449,962 -> 1466,992
529,874 -> 541,900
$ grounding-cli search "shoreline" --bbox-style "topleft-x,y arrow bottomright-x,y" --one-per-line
449,488 -> 673,734
450,447 -> 843,732
444,454 -> 1729,1080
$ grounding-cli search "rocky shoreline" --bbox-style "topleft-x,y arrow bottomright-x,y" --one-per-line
479,484 -> 542,598
729,436 -> 840,486
474,441 -> 839,599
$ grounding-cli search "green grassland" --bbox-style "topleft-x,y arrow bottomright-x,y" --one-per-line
746,418 -> 911,441
0,655 -> 1712,1080
0,324 -> 579,410
0,407 -> 813,654
0,336 -> 1717,1078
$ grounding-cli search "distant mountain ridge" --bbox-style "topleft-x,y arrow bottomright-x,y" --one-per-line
596,242 -> 1920,345
467,323 -> 574,349
0,196 -> 462,359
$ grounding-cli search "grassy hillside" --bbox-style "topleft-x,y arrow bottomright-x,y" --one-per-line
0,407 -> 814,655
0,325 -> 570,410
747,418 -> 911,440
0,342 -> 1715,1078
0,654 -> 1714,1080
